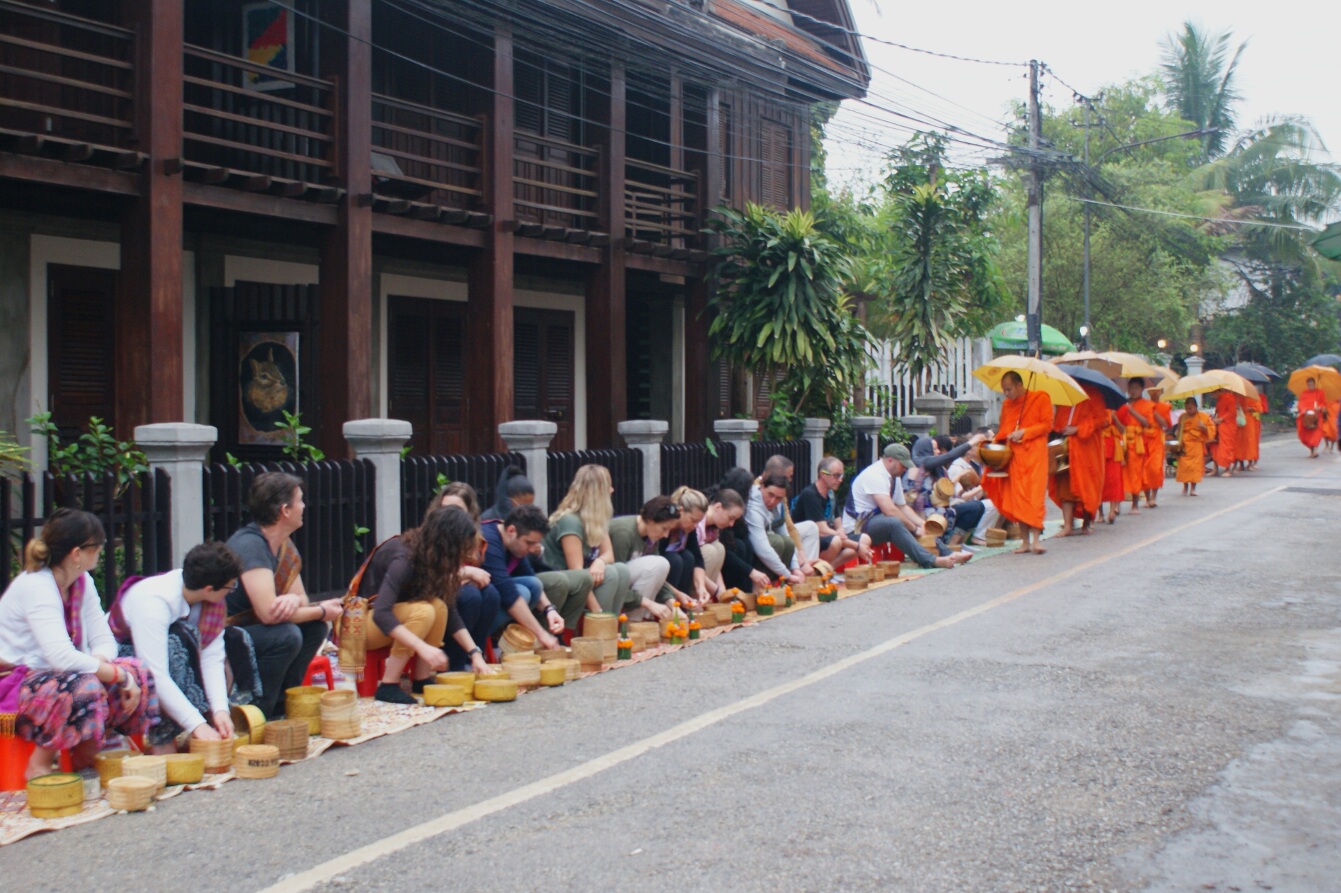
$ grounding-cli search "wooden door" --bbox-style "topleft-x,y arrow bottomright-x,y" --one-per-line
47,265 -> 117,441
514,308 -> 574,450
387,297 -> 467,455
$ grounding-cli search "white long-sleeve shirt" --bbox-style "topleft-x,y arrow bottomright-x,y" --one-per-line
0,569 -> 116,673
118,569 -> 228,734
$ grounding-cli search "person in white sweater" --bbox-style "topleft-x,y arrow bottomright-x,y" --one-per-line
108,542 -> 243,753
0,509 -> 157,780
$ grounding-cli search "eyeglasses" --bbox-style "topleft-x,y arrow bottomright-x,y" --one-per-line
78,541 -> 104,551
821,470 -> 844,480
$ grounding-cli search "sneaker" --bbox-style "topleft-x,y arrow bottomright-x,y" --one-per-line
374,682 -> 417,705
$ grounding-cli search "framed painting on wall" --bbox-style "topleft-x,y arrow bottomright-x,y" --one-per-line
242,3 -> 295,91
237,331 -> 299,446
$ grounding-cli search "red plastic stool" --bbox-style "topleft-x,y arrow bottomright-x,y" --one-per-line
1,728 -> 76,792
302,654 -> 336,691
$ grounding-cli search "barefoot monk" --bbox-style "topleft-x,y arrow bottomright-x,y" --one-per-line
983,371 -> 1053,555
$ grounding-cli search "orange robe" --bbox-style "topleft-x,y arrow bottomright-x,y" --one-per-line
1116,399 -> 1162,496
983,389 -> 1053,530
1176,411 -> 1215,483
1321,398 -> 1338,443
1297,389 -> 1326,449
1047,388 -> 1106,519
1237,395 -> 1262,462
1211,391 -> 1238,469
1150,401 -> 1172,489
1101,415 -> 1125,503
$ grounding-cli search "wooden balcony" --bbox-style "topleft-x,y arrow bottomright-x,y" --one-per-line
625,158 -> 700,255
0,0 -> 140,167
513,132 -> 601,237
182,43 -> 338,200
370,93 -> 488,226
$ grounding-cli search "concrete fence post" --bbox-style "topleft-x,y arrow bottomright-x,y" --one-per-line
900,415 -> 934,440
914,390 -> 954,437
618,420 -> 669,505
1184,355 -> 1205,376
801,417 -> 831,474
343,419 -> 412,544
956,395 -> 989,431
850,416 -> 884,467
499,421 -> 558,515
134,423 -> 217,567
713,418 -> 759,471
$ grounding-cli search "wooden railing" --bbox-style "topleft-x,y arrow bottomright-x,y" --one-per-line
371,93 -> 483,209
625,158 -> 700,245
182,43 -> 335,186
0,0 -> 135,151
514,132 -> 600,231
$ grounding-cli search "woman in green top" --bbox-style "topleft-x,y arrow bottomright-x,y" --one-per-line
542,465 -> 634,615
607,496 -> 680,620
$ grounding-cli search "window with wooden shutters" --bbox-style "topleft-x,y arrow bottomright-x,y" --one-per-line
719,102 -> 733,203
760,117 -> 792,210
514,308 -> 575,450
716,356 -> 732,419
513,318 -> 541,418
47,265 -> 117,441
388,297 -> 467,455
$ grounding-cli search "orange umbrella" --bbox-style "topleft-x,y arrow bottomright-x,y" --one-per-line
1287,365 -> 1341,402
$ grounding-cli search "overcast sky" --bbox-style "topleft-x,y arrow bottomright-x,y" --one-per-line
825,0 -> 1338,200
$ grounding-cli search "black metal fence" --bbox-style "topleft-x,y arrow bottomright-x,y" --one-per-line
950,412 -> 974,436
401,452 -> 526,529
547,449 -> 644,516
201,459 -> 375,600
660,438 -> 734,494
1,469 -> 172,606
750,439 -> 813,478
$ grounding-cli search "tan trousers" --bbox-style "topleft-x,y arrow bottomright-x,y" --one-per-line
700,541 -> 726,584
366,599 -> 448,658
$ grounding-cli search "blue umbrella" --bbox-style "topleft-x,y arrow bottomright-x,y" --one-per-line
1301,354 -> 1341,368
1240,362 -> 1281,381
1229,363 -> 1271,385
1055,364 -> 1125,409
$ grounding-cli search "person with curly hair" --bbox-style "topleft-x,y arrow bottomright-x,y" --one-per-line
357,506 -> 491,704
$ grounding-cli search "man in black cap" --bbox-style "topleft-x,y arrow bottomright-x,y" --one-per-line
842,443 -> 972,570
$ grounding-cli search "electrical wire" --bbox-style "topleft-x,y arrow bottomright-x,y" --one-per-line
1070,197 -> 1317,230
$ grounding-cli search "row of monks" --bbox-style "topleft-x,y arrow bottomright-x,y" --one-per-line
982,372 -> 1265,554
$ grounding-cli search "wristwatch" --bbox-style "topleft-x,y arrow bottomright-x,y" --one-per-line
467,646 -> 483,658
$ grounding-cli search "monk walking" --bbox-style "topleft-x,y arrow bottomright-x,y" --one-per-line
1211,389 -> 1239,476
1296,377 -> 1326,458
1049,384 -> 1107,536
1322,397 -> 1339,453
1176,397 -> 1215,496
982,371 -> 1053,555
1148,389 -> 1173,504
1116,378 -> 1167,513
1236,392 -> 1262,471
1101,412 -> 1126,524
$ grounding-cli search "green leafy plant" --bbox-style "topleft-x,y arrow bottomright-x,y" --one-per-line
224,452 -> 245,468
435,472 -> 450,490
27,412 -> 147,492
353,522 -> 371,554
275,410 -> 324,463
0,431 -> 31,479
704,438 -> 718,458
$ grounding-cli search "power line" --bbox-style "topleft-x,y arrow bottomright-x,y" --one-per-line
783,5 -> 1028,68
1070,197 -> 1317,230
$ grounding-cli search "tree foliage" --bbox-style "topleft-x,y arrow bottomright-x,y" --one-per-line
706,203 -> 875,416
1159,22 -> 1247,160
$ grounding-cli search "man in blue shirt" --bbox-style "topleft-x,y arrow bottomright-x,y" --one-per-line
479,504 -> 564,649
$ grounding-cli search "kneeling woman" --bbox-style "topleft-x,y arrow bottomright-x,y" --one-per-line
359,506 -> 491,704
608,496 -> 680,620
0,509 -> 158,779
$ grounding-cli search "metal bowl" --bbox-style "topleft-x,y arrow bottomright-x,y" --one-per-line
980,443 -> 1012,469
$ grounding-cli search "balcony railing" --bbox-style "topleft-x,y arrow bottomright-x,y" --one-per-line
625,158 -> 699,247
371,93 -> 483,211
0,0 -> 135,153
182,43 -> 334,188
513,132 -> 600,232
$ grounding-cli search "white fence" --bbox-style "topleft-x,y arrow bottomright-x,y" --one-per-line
865,336 -> 996,418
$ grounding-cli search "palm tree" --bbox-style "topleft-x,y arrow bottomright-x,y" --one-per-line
1159,22 -> 1247,161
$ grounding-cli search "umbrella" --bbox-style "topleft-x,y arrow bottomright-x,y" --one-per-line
1239,361 -> 1281,381
1312,221 -> 1341,262
1096,351 -> 1162,379
1204,369 -> 1258,400
1054,365 -> 1125,409
1287,365 -> 1341,402
1048,351 -> 1122,379
988,321 -> 1075,355
1148,365 -> 1181,392
1161,372 -> 1252,403
973,355 -> 1087,407
1228,363 -> 1271,386
1300,353 -> 1341,368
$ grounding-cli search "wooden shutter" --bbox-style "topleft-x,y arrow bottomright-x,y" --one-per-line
514,308 -> 574,449
388,301 -> 432,454
513,318 -> 541,419
720,102 -> 733,203
716,357 -> 731,419
760,118 -> 792,210
515,53 -> 543,135
47,265 -> 117,440
431,309 -> 465,453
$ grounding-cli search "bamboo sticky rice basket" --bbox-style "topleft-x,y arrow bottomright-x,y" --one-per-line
234,744 -> 281,779
120,755 -> 167,793
163,753 -> 205,786
434,671 -> 477,689
708,603 -> 735,624
536,647 -> 570,662
571,637 -> 604,671
286,685 -> 326,736
189,736 -> 238,773
230,704 -> 267,746
263,719 -> 311,761
94,748 -> 131,786
628,621 -> 660,646
501,651 -> 542,665
499,624 -> 537,654
472,678 -> 518,702
26,772 -> 84,818
546,658 -> 580,681
503,661 -> 541,690
538,664 -> 566,687
422,684 -> 468,707
319,689 -> 361,740
583,612 -> 619,640
105,775 -> 156,812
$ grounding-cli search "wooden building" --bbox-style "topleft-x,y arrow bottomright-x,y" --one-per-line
0,0 -> 867,463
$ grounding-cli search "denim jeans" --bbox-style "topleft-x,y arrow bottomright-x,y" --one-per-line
239,617 -> 329,719
445,583 -> 501,671
491,575 -> 544,639
863,515 -> 939,568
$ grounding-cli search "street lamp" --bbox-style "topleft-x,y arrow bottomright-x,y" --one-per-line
1078,325 -> 1089,350
1080,123 -> 1218,340
1156,338 -> 1168,350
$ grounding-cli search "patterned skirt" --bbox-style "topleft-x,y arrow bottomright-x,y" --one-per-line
16,657 -> 159,752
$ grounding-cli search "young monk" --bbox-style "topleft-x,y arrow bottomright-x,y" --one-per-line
1237,392 -> 1262,471
982,370 -> 1053,554
1049,384 -> 1108,536
1101,410 -> 1127,524
1176,397 -> 1215,496
1321,398 -> 1339,454
1212,389 -> 1240,475
1116,378 -> 1167,513
1297,377 -> 1327,458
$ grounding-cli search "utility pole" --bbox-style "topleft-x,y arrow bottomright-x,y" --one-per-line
1026,59 -> 1043,357
1081,97 -> 1092,345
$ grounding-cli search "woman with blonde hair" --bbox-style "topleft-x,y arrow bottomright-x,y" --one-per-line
541,464 -> 633,614
657,487 -> 710,607
0,509 -> 158,779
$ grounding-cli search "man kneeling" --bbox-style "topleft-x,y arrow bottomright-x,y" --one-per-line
843,444 -> 971,571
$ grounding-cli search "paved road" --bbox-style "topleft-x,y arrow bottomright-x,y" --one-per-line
5,437 -> 1341,892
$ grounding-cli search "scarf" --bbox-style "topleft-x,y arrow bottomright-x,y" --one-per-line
63,574 -> 86,651
109,573 -> 229,651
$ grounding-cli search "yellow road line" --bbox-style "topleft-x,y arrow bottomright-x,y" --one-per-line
256,472 -> 1316,893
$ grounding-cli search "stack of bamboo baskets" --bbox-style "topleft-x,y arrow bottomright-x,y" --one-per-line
319,689 -> 361,740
